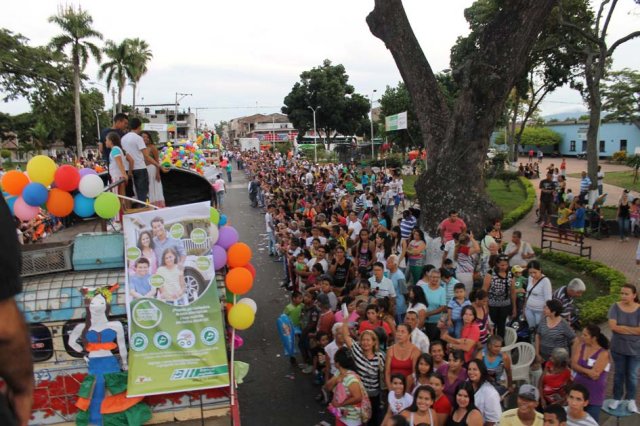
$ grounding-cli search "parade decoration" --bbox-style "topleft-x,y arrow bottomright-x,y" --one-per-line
46,188 -> 74,217
94,192 -> 120,219
54,165 -> 81,192
1,170 -> 29,195
73,194 -> 95,218
159,141 -> 207,175
277,314 -> 298,357
227,243 -> 252,268
237,298 -> 257,314
225,267 -> 253,295
26,155 -> 57,186
78,174 -> 104,198
13,196 -> 40,221
227,303 -> 255,330
217,226 -> 239,250
22,182 -> 48,207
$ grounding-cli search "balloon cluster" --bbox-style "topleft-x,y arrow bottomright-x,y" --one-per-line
209,207 -> 257,331
1,155 -> 120,222
160,141 -> 207,175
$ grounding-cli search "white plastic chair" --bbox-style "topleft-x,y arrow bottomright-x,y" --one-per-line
502,342 -> 535,384
502,327 -> 517,352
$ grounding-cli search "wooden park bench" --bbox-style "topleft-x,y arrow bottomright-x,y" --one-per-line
541,226 -> 592,259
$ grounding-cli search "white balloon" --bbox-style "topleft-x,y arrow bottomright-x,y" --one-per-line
209,224 -> 219,245
238,298 -> 257,313
78,174 -> 104,198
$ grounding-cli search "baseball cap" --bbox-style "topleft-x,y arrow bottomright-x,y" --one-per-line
518,384 -> 540,401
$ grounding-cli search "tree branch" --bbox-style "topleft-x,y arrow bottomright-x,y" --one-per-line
595,0 -> 612,34
559,17 -> 602,47
607,30 -> 640,57
601,0 -> 618,42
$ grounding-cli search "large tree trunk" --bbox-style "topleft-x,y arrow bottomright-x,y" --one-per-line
117,77 -> 125,113
73,58 -> 83,158
367,0 -> 557,234
132,82 -> 137,113
584,51 -> 601,194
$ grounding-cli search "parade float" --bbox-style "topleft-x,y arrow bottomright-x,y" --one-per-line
1,156 -> 254,425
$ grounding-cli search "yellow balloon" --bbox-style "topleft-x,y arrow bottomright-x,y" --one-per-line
27,155 -> 57,186
228,303 -> 255,330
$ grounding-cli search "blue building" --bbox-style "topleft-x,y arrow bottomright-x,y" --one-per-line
493,121 -> 640,157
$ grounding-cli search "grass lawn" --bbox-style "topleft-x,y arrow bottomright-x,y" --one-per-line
538,258 -> 609,302
569,170 -> 640,192
403,175 -> 527,217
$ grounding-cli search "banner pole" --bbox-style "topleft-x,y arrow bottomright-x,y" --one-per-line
112,193 -> 161,210
230,294 -> 237,407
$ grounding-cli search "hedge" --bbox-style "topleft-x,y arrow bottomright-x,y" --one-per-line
501,177 -> 536,229
537,251 -> 627,324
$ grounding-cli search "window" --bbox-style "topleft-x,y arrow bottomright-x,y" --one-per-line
620,139 -> 628,152
30,323 -> 53,362
582,140 -> 587,151
570,140 -> 576,152
599,140 -> 605,153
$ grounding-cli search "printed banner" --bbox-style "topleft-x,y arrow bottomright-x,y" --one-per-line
123,202 -> 229,396
385,111 -> 408,131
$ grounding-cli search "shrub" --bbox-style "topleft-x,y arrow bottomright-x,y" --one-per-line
537,251 -> 627,324
501,177 -> 536,229
365,154 -> 403,169
612,150 -> 627,162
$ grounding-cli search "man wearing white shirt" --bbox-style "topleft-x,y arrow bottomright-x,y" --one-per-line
347,211 -> 362,241
505,231 -> 535,267
405,310 -> 430,353
121,118 -> 160,202
306,246 -> 329,274
369,262 -> 396,301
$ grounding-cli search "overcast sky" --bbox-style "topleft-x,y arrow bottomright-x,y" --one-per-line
1,0 -> 639,127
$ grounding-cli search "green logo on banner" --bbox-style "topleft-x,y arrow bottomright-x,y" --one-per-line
190,228 -> 207,244
127,247 -> 141,261
132,300 -> 163,329
153,332 -> 172,350
170,223 -> 184,238
150,274 -> 165,288
196,256 -> 211,271
131,333 -> 149,352
200,327 -> 219,346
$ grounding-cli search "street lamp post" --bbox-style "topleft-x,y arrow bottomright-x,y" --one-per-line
370,89 -> 377,160
93,110 -> 100,144
308,106 -> 320,163
175,92 -> 192,143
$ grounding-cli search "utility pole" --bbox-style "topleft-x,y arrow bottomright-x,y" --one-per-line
175,92 -> 192,143
308,106 -> 320,163
370,89 -> 377,160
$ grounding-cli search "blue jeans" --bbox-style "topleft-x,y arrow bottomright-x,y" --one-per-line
618,217 -> 629,239
586,405 -> 601,422
524,307 -> 544,331
227,170 -> 232,182
267,230 -> 277,255
611,351 -> 640,401
216,190 -> 225,209
132,168 -> 149,203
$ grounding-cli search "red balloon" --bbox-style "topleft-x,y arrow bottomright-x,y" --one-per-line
54,165 -> 81,192
245,263 -> 256,278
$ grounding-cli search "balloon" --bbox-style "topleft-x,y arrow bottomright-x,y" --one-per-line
219,214 -> 228,226
244,263 -> 256,279
54,165 -> 81,192
227,303 -> 255,330
94,192 -> 120,219
225,266 -> 253,295
238,298 -> 257,314
209,224 -> 219,245
217,226 -> 239,250
26,155 -> 57,186
1,170 -> 29,196
73,194 -> 95,218
210,207 -> 220,224
212,245 -> 228,271
22,183 -> 49,207
78,174 -> 104,198
13,196 -> 39,221
46,188 -> 74,217
5,196 -> 17,214
79,168 -> 98,177
227,243 -> 252,268
233,334 -> 244,349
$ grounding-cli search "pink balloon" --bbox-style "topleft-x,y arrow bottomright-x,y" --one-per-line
13,196 -> 40,221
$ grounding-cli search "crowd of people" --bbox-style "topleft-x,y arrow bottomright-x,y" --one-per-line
238,148 -> 640,426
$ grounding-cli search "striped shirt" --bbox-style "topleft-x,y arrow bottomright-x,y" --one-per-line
350,341 -> 385,394
400,216 -> 417,239
538,318 -> 576,360
553,286 -> 579,329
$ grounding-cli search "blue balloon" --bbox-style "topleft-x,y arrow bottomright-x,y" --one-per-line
5,196 -> 16,215
22,183 -> 49,207
219,214 -> 227,226
73,194 -> 95,218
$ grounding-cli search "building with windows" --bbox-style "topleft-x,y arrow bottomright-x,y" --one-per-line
493,121 -> 640,157
228,113 -> 297,143
138,105 -> 196,143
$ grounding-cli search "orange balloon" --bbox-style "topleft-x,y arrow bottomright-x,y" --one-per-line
225,267 -> 253,295
225,302 -> 234,312
1,170 -> 30,196
46,188 -> 74,217
227,242 -> 252,268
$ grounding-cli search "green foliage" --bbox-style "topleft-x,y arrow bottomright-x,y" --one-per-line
499,177 -> 536,229
48,6 -> 103,69
282,60 -> 370,144
611,150 -> 627,162
495,127 -> 561,147
378,82 -> 421,152
538,251 -> 627,324
0,149 -> 11,159
626,154 -> 640,171
364,154 -> 403,170
0,29 -> 72,104
602,68 -> 640,123
99,39 -> 134,112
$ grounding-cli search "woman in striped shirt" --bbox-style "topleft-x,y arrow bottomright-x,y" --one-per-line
342,320 -> 386,425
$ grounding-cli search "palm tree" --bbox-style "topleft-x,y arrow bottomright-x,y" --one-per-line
49,5 -> 102,158
99,40 -> 134,114
127,38 -> 153,112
